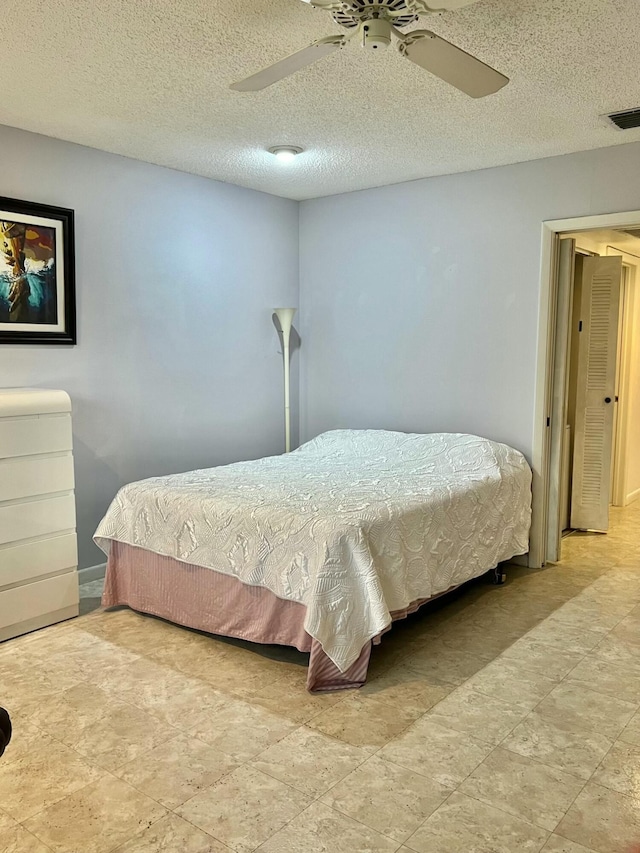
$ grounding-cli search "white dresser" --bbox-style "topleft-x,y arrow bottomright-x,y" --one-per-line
0,388 -> 79,642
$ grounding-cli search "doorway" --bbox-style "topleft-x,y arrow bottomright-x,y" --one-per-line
532,214 -> 640,567
559,231 -> 639,533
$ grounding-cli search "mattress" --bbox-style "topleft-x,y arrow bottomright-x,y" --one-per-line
94,429 -> 532,672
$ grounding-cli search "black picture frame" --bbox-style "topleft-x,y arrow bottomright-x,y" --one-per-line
0,196 -> 76,345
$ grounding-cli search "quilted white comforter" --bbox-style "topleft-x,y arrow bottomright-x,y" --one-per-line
95,430 -> 531,671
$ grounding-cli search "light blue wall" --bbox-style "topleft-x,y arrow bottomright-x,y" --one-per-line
0,125 -> 299,569
4,122 -> 640,569
299,141 -> 640,462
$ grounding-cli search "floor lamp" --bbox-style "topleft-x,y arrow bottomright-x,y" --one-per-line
274,307 -> 296,453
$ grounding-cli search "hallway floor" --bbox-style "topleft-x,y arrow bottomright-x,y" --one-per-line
1,503 -> 639,853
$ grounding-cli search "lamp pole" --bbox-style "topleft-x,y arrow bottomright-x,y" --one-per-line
274,308 -> 296,453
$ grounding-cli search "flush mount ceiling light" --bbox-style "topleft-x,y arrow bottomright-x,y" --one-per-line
268,145 -> 303,163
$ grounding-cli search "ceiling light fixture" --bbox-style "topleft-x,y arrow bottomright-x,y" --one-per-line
269,145 -> 303,163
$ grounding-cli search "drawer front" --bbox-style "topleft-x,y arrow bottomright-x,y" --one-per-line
0,533 -> 78,588
0,495 -> 76,547
0,455 -> 74,503
0,414 -> 72,459
0,570 -> 79,631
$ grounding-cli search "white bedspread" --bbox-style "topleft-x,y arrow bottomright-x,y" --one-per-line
94,430 -> 531,671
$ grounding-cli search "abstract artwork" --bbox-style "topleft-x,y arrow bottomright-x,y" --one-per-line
0,196 -> 75,344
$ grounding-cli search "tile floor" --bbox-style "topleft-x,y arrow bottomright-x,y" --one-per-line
1,503 -> 639,852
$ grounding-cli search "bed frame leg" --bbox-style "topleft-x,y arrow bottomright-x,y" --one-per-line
492,566 -> 507,585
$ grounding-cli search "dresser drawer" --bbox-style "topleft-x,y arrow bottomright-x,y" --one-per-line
0,533 -> 78,588
0,414 -> 72,459
0,495 -> 76,547
0,571 -> 79,636
0,454 -> 74,503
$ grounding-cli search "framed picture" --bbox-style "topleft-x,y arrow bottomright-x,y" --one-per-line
0,196 -> 75,345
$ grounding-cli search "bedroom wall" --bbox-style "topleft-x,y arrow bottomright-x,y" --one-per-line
298,141 -> 640,471
0,124 -> 299,570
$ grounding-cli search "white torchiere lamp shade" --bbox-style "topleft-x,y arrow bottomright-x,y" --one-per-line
274,307 -> 296,453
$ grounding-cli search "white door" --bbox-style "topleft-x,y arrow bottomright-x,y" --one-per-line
546,238 -> 575,562
570,256 -> 623,531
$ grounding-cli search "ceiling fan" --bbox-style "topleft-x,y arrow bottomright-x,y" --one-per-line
231,0 -> 508,99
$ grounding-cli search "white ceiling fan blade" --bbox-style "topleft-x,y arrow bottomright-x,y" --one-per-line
398,30 -> 508,98
231,36 -> 346,92
411,0 -> 482,10
300,0 -> 346,8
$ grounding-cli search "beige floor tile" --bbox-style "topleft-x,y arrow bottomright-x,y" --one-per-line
255,801 -> 398,852
250,725 -> 367,797
559,589 -> 633,619
146,627 -> 231,667
320,754 -> 450,843
2,503 -> 640,853
0,736 -> 104,822
555,782 -> 640,853
592,741 -> 640,796
541,836 -> 598,853
464,659 -> 556,711
619,709 -> 640,746
499,638 -> 586,682
405,790 -> 549,853
0,718 -> 47,766
611,613 -> 640,646
566,656 -> 640,705
525,621 -> 605,655
0,811 -> 53,853
0,659 -> 82,715
115,733 -> 240,808
13,624 -> 107,657
82,610 -> 187,657
536,682 -> 637,740
358,663 -> 452,714
578,585 -> 639,611
26,683 -> 179,772
166,642 -> 293,698
0,622 -> 76,660
43,635 -> 142,682
24,775 -> 167,853
177,765 -> 310,853
426,686 -> 528,745
95,658 -> 226,730
431,622 -> 525,661
571,584 -> 636,608
459,747 -> 585,831
250,670 -> 344,724
593,634 -> 640,672
502,711 -> 613,780
402,640 -> 491,686
307,694 -> 422,751
366,638 -> 415,677
189,697 -> 298,760
111,813 -> 231,852
377,716 -> 493,788
540,607 -> 617,637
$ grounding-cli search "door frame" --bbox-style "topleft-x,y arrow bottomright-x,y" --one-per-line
530,209 -> 640,568
607,253 -> 637,507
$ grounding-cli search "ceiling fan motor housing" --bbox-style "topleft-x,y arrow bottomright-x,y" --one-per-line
331,0 -> 418,30
362,18 -> 392,49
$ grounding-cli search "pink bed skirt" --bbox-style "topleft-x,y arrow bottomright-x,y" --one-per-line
102,541 -> 449,692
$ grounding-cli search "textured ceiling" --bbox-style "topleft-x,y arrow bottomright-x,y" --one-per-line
1,0 -> 639,200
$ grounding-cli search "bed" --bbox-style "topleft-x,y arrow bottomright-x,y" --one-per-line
94,430 -> 532,691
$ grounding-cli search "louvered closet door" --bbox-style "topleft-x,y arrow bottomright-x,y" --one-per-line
570,256 -> 622,532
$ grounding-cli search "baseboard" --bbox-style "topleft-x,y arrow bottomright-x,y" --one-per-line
78,563 -> 106,584
626,488 -> 640,506
509,553 -> 529,568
